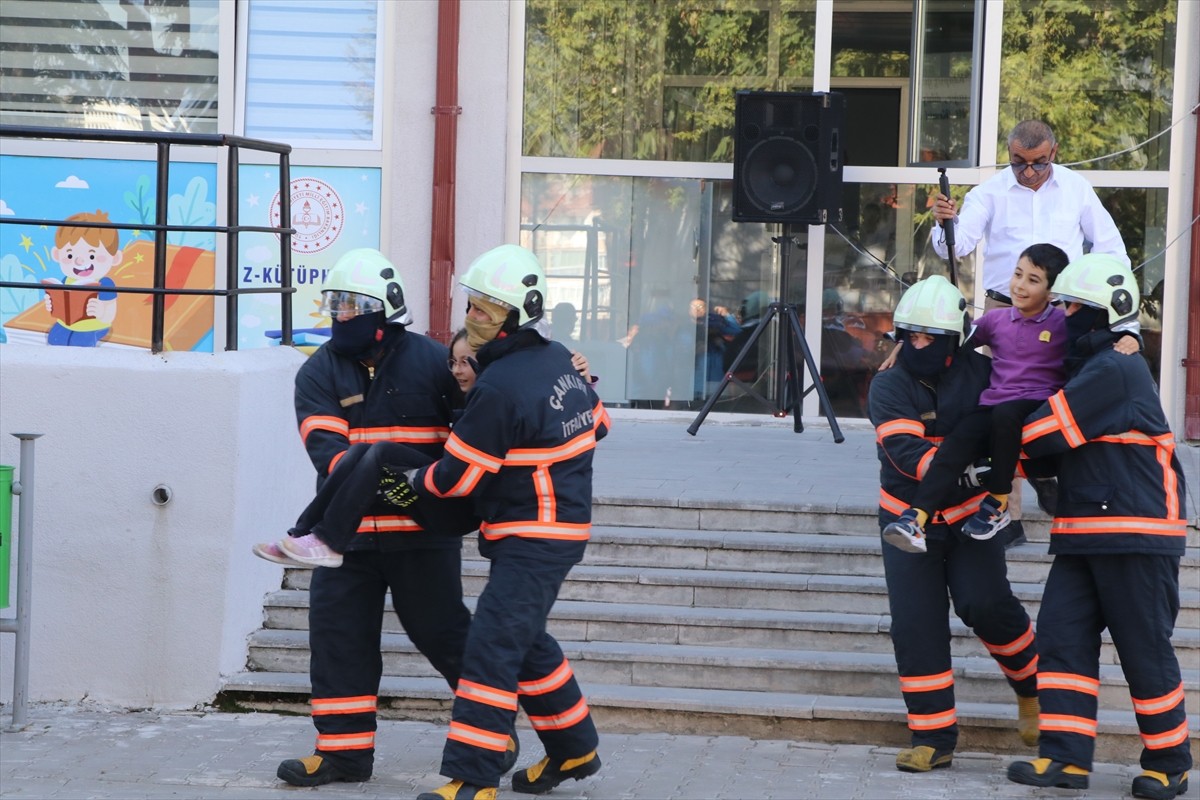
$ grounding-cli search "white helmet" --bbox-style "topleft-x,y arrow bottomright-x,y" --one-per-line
892,275 -> 968,340
1052,253 -> 1139,333
320,248 -> 412,326
459,244 -> 546,329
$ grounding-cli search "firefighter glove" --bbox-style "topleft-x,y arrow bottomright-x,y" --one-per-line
958,458 -> 992,490
379,465 -> 418,508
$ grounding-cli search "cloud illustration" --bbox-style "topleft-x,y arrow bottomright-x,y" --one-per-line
0,200 -> 13,216
55,175 -> 89,189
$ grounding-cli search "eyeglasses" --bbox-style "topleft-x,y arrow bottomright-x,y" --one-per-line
1010,160 -> 1052,175
447,356 -> 474,371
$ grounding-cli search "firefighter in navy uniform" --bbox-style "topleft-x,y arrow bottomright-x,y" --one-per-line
1007,253 -> 1191,800
406,245 -> 610,800
869,275 -> 1040,773
274,249 -> 512,787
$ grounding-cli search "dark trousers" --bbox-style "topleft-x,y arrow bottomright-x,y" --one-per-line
293,442 -> 478,552
881,525 -> 1038,751
912,399 -> 1044,514
440,539 -> 598,787
1037,553 -> 1191,772
308,548 -> 472,775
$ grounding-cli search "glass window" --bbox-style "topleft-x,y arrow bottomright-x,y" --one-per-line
998,0 -> 1176,170
523,0 -> 816,162
243,0 -> 381,146
0,0 -> 220,132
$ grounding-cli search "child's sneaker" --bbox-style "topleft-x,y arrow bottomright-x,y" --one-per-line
883,510 -> 927,553
963,495 -> 1010,540
278,533 -> 343,568
251,540 -> 305,567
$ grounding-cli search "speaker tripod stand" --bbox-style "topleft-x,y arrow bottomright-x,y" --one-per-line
687,232 -> 844,442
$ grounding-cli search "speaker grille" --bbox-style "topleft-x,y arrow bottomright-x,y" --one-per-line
741,136 -> 818,217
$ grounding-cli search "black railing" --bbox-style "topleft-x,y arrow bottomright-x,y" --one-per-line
0,124 -> 295,352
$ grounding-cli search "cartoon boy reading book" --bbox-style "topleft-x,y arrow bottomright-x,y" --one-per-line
43,210 -> 122,347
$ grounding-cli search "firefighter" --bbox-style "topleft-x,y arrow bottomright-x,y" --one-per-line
273,249 -> 515,786
1007,254 -> 1191,799
868,275 -> 1040,773
405,244 -> 610,800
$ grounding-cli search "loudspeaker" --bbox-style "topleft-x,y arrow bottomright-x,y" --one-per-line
731,91 -> 845,225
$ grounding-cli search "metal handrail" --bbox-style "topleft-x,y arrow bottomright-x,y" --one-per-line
0,124 -> 295,353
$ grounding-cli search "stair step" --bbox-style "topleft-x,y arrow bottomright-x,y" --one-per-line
246,628 -> 1200,711
219,671 -> 1198,763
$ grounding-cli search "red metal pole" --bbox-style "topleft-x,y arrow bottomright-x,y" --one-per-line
427,0 -> 461,343
1184,96 -> 1200,440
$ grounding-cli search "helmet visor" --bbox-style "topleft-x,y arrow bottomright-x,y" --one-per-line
320,290 -> 384,320
462,286 -> 516,312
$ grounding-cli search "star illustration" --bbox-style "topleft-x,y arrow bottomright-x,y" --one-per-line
134,252 -> 145,263
131,229 -> 143,239
355,202 -> 367,214
247,194 -> 260,207
19,234 -> 33,252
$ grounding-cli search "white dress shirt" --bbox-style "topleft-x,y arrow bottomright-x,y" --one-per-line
930,163 -> 1130,294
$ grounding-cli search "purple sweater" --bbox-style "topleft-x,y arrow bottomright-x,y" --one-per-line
969,304 -> 1066,406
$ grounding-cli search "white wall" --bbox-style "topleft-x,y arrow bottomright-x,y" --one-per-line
386,0 -> 512,336
0,344 -> 312,708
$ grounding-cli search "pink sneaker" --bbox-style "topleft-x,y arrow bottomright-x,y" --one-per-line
251,540 -> 304,567
278,533 -> 343,568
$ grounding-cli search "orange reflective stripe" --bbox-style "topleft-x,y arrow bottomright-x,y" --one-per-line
505,431 -> 597,466
480,520 -> 591,541
1038,672 -> 1100,696
1050,517 -> 1187,537
349,425 -> 450,445
445,434 -> 504,472
916,447 -> 936,480
1132,683 -> 1185,716
356,515 -> 423,534
1049,393 -> 1085,448
594,400 -> 611,431
447,721 -> 509,752
316,731 -> 375,751
1041,714 -> 1098,737
328,449 -> 348,475
300,415 -> 349,443
907,709 -> 956,730
1142,720 -> 1189,750
519,660 -> 573,696
1000,656 -> 1039,682
898,670 -> 954,693
311,695 -> 377,715
533,466 -> 556,522
424,462 -> 486,499
879,489 -> 908,516
876,419 -> 925,442
940,492 -> 987,525
528,697 -> 590,731
1157,436 -> 1181,520
456,679 -> 519,711
982,623 -> 1035,657
1022,413 -> 1060,443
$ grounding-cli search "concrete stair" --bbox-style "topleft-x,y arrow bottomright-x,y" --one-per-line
222,500 -> 1200,762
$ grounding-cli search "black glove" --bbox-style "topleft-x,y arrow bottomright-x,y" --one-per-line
958,458 -> 992,490
378,465 -> 418,508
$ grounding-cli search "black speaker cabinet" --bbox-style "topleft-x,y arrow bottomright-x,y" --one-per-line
731,91 -> 845,225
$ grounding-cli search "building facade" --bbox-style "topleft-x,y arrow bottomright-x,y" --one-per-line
1,0 -> 1196,434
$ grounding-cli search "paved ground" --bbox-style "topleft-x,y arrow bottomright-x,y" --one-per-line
2,413 -> 1196,799
0,703 -> 1158,799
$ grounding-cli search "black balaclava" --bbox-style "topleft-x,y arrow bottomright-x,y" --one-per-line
1064,304 -> 1116,374
897,331 -> 957,378
329,311 -> 385,359
1064,304 -> 1107,345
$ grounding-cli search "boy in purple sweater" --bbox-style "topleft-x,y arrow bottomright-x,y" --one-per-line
884,244 -> 1139,552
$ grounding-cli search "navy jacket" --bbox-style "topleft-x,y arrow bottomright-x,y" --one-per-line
1022,333 -> 1187,556
867,347 -> 992,535
294,326 -> 462,551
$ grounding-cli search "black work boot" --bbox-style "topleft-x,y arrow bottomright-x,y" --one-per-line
1007,757 -> 1089,789
276,754 -> 371,786
416,779 -> 496,800
1131,770 -> 1190,800
511,751 -> 601,794
499,728 -> 521,774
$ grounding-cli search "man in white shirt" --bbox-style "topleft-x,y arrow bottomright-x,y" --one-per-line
927,119 -> 1130,547
931,119 -> 1129,304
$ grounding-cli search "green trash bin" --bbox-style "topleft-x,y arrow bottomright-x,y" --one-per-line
0,465 -> 12,610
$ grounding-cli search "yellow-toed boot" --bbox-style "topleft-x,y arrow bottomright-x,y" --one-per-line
1007,757 -> 1089,789
1131,770 -> 1190,800
1017,695 -> 1040,746
895,745 -> 954,773
415,779 -> 496,800
511,751 -> 601,794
